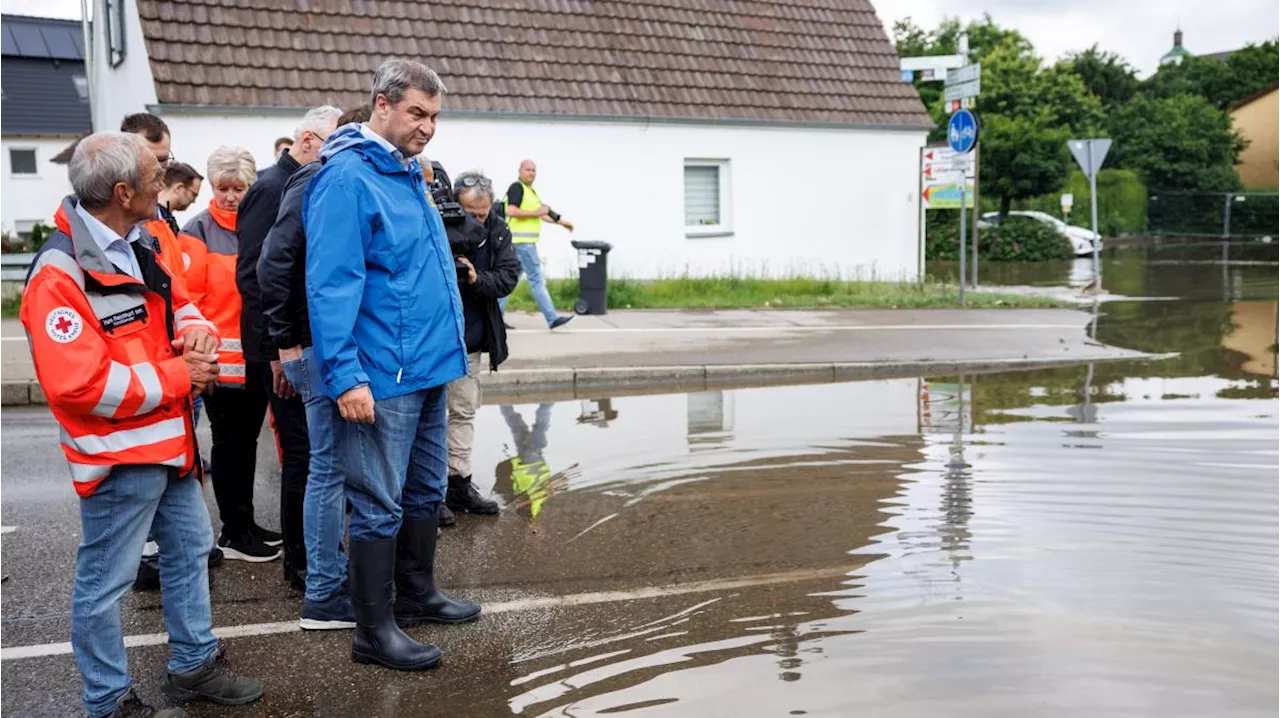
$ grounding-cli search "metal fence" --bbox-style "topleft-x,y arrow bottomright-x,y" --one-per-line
1146,191 -> 1279,238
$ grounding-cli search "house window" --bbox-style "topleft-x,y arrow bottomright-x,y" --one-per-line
106,0 -> 127,67
10,148 -> 38,176
684,160 -> 731,237
73,75 -> 89,101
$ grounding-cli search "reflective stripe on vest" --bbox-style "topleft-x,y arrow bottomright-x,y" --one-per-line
507,182 -> 542,244
61,416 -> 187,456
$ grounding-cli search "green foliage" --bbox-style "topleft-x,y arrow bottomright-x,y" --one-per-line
1056,45 -> 1139,110
925,212 -> 1075,261
1022,169 -> 1148,235
979,113 -> 1074,215
1,292 -> 20,319
1108,93 -> 1246,192
502,275 -> 1067,311
27,223 -> 53,252
1142,41 -> 1279,109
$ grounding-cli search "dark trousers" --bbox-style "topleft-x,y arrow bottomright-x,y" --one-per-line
204,371 -> 269,540
251,360 -> 311,580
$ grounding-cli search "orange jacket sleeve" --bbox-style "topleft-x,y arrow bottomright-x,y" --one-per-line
20,269 -> 192,419
167,253 -> 219,340
179,233 -> 209,312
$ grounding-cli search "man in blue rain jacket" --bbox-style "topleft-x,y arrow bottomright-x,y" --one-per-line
303,59 -> 481,673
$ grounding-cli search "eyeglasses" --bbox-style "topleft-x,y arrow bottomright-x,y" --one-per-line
455,176 -> 492,190
310,130 -> 330,143
157,154 -> 176,168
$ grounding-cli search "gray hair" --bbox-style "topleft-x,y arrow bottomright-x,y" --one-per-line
206,146 -> 256,188
295,105 -> 342,141
69,132 -> 149,210
370,59 -> 447,107
453,169 -> 494,202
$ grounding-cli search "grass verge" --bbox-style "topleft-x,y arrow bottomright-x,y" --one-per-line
503,277 -> 1069,312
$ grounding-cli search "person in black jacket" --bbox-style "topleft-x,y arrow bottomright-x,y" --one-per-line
256,104 -> 369,631
234,105 -> 341,589
440,169 -> 521,525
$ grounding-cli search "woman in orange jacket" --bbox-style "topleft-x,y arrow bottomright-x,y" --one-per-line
183,146 -> 283,563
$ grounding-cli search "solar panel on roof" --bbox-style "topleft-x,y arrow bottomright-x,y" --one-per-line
41,27 -> 81,60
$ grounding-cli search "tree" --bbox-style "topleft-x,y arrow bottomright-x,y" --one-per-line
1056,46 -> 1139,110
973,38 -> 1104,213
1108,93 -> 1246,191
980,113 -> 1073,215
1142,55 -> 1236,107
1224,41 -> 1280,106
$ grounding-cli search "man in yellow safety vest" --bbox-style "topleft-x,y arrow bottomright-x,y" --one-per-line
500,159 -> 575,330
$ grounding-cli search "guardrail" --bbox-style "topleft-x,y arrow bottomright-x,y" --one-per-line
1,253 -> 34,283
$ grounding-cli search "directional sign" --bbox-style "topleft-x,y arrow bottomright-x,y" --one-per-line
1068,138 -> 1112,180
921,148 -> 974,209
943,63 -> 981,102
947,109 -> 979,154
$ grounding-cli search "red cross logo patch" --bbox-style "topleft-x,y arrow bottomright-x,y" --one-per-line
45,307 -> 83,344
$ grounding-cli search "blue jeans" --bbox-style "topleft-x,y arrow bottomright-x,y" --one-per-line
281,347 -> 348,602
72,465 -> 218,717
340,386 -> 449,542
499,243 -> 559,326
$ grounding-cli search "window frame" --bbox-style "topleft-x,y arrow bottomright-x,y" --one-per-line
683,158 -> 732,238
8,147 -> 39,178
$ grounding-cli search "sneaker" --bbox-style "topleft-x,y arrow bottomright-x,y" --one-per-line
549,315 -> 574,330
300,591 -> 357,630
217,533 -> 282,563
438,502 -> 456,527
161,642 -> 263,707
208,547 -> 224,569
248,523 -> 283,547
108,688 -> 188,717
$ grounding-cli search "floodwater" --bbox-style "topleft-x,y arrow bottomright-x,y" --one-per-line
456,252 -> 1277,717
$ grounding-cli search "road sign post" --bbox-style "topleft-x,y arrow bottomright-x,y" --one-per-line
1068,139 -> 1111,287
949,109 -> 979,305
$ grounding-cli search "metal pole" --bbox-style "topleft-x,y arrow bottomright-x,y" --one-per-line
1222,193 -> 1232,267
1088,144 -> 1100,288
971,143 -> 980,289
918,147 -> 927,283
959,174 -> 967,306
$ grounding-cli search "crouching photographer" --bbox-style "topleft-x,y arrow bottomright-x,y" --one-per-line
428,166 -> 520,524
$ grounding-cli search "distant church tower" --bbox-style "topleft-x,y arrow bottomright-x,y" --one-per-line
1160,28 -> 1190,66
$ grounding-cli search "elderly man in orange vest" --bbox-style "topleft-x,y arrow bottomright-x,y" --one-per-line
20,132 -> 264,718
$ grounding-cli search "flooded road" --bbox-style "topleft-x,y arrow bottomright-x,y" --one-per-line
2,254 -> 1275,716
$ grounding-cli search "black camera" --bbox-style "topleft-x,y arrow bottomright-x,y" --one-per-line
426,161 -> 485,283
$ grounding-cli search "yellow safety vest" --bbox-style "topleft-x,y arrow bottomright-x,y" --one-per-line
507,181 -> 542,245
511,457 -> 552,517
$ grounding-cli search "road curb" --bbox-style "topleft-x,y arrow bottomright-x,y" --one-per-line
0,354 -> 1154,408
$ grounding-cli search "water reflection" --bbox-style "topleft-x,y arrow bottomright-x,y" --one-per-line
497,404 -> 558,519
446,261 -> 1279,717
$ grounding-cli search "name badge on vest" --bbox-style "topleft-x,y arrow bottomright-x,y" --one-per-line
101,305 -> 148,332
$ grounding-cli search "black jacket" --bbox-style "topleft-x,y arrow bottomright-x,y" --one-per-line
236,150 -> 301,361
461,211 -> 520,371
258,161 -> 321,352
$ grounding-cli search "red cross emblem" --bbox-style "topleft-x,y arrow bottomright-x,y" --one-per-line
45,307 -> 83,344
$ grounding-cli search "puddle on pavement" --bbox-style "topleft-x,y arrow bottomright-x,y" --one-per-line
446,262 -> 1277,717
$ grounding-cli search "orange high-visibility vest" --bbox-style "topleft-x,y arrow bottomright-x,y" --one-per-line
182,203 -> 245,386
23,196 -> 219,497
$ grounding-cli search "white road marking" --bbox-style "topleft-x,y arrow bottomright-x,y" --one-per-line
0,564 -> 859,661
515,323 -> 1081,335
0,526 -> 16,534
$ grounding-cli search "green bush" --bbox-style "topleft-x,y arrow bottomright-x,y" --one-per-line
27,222 -> 53,252
926,211 -> 1075,261
1022,169 -> 1147,236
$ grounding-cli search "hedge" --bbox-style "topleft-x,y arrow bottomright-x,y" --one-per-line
925,212 -> 1076,262
1021,169 -> 1148,236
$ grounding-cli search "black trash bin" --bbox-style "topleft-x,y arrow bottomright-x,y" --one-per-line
571,240 -> 612,315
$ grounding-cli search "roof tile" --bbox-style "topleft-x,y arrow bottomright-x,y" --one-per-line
138,0 -> 930,126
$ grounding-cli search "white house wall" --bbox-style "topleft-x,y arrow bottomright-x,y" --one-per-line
88,0 -> 158,132
163,112 -> 925,280
1,137 -> 77,236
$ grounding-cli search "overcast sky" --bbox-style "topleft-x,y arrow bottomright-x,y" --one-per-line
3,0 -> 1276,77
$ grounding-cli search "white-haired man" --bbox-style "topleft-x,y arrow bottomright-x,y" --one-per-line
21,131 -> 264,717
234,104 -> 343,591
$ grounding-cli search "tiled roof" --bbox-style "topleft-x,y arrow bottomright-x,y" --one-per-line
135,0 -> 932,128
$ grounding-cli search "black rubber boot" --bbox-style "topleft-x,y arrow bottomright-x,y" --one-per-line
445,475 -> 500,515
394,514 -> 481,627
349,538 -> 442,671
